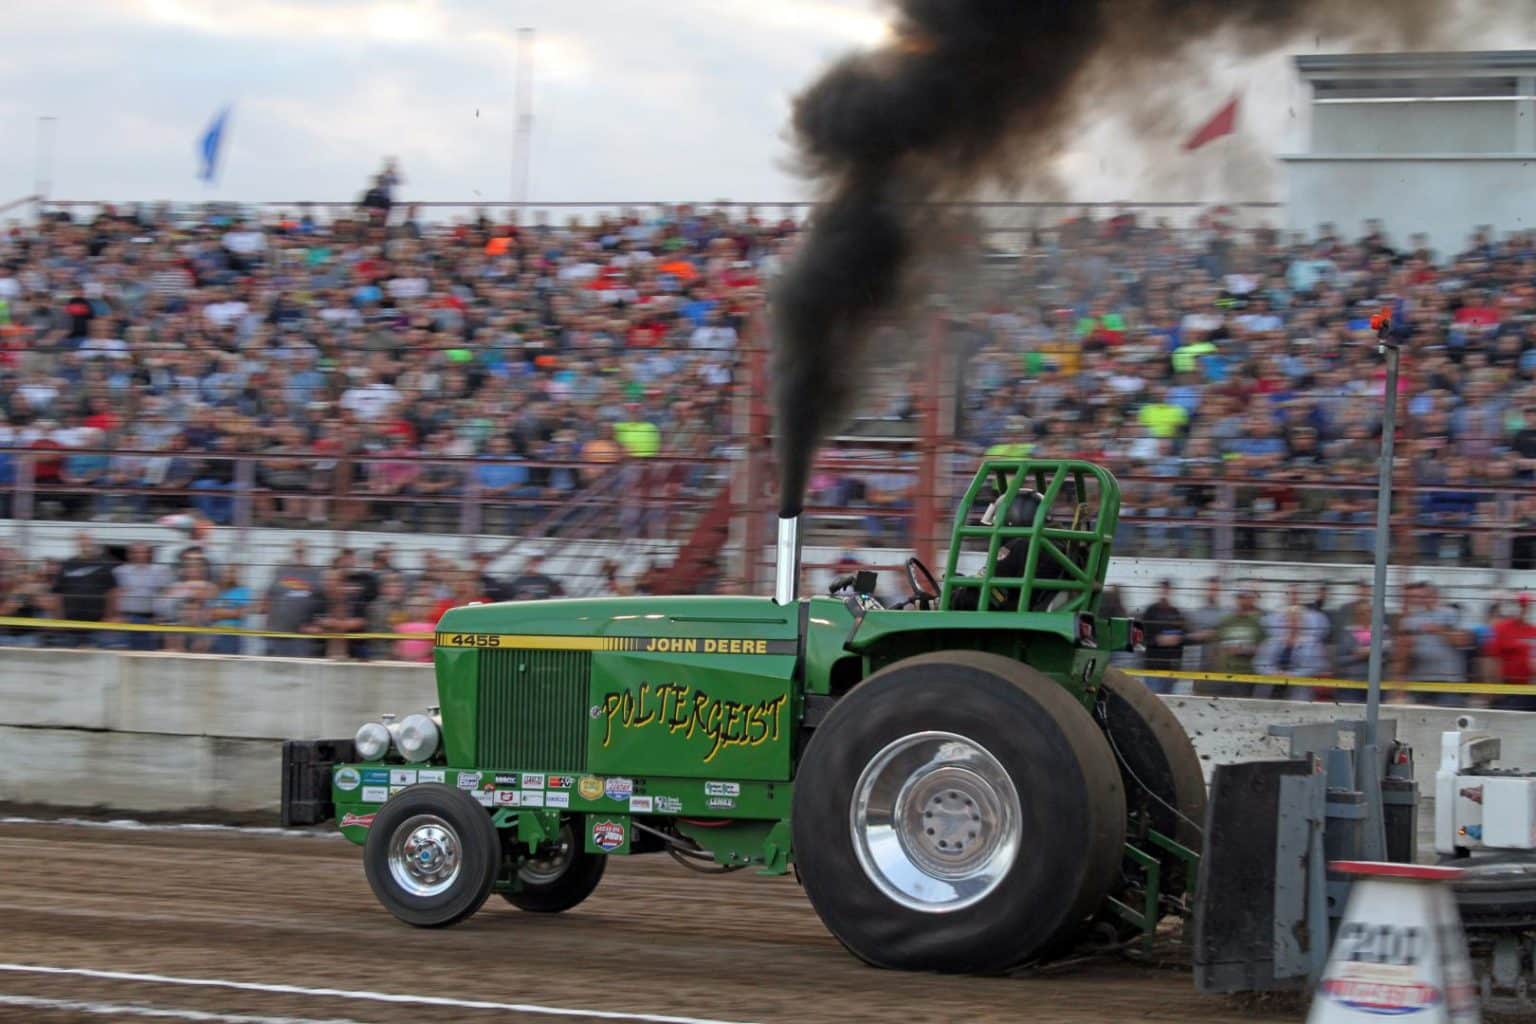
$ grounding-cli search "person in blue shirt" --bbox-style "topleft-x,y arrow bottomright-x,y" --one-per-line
475,435 -> 532,533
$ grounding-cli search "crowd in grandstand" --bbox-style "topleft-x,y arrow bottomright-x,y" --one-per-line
2,200 -> 1536,564
0,194 -> 755,533
953,213 -> 1536,565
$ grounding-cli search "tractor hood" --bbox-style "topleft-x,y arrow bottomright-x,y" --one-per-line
435,595 -> 801,651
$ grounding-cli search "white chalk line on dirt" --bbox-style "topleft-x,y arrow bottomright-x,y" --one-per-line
0,816 -> 344,839
0,992 -> 362,1023
0,964 -> 761,1024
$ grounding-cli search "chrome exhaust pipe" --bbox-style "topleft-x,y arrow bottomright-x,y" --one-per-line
774,515 -> 801,606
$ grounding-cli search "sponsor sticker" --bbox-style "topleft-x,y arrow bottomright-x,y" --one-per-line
472,790 -> 494,807
417,769 -> 446,784
494,790 -> 520,807
578,776 -> 605,801
1321,978 -> 1442,1014
629,795 -> 654,814
546,792 -> 570,809
704,781 -> 740,798
389,785 -> 408,797
456,772 -> 483,790
339,812 -> 375,830
605,777 -> 635,802
360,785 -> 389,803
361,768 -> 390,785
706,796 -> 736,810
547,775 -> 574,790
389,768 -> 418,787
592,819 -> 625,852
521,773 -> 546,790
333,767 -> 361,792
493,774 -> 520,786
522,791 -> 546,808
654,795 -> 683,814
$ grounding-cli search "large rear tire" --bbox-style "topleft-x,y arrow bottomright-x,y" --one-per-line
792,651 -> 1126,973
500,819 -> 607,913
1097,668 -> 1206,895
363,783 -> 500,928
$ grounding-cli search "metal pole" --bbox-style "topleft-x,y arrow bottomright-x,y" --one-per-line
1364,318 -> 1399,750
1360,310 -> 1399,862
34,116 -> 56,220
511,27 -> 535,221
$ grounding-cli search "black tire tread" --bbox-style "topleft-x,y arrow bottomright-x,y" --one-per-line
362,783 -> 500,928
792,650 -> 1126,973
501,825 -> 607,913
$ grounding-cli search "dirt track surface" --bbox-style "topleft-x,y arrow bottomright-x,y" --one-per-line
0,821 -> 1297,1023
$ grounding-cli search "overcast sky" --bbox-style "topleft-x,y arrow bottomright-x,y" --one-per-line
2,2 -> 1531,215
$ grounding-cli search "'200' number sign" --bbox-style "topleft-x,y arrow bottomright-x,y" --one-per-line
1337,922 -> 1423,966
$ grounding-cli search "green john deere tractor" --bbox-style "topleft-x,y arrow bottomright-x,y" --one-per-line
281,458 -> 1205,973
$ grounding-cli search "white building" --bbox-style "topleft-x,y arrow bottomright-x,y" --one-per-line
1283,50 -> 1536,260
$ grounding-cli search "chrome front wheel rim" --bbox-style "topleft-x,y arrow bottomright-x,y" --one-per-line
387,814 -> 463,897
850,731 -> 1020,913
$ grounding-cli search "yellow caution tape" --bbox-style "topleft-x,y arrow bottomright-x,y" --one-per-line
0,615 -> 1530,695
1129,667 -> 1522,696
0,615 -> 427,642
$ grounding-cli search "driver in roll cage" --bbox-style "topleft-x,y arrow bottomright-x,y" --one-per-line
947,489 -> 1066,612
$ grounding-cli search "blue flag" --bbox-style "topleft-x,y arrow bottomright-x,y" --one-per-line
197,105 -> 231,183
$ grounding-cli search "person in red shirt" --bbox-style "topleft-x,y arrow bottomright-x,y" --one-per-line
432,569 -> 490,625
1483,593 -> 1536,710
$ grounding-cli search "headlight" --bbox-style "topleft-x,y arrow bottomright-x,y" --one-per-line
354,721 -> 391,761
397,713 -> 440,763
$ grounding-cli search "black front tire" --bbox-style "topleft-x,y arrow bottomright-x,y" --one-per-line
792,651 -> 1126,974
363,783 -> 500,928
501,820 -> 607,913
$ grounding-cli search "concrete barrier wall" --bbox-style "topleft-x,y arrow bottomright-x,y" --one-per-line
1,649 -> 1531,821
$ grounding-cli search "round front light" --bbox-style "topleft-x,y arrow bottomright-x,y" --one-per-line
354,721 -> 391,762
396,713 -> 440,763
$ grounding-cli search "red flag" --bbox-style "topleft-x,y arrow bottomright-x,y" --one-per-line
1183,95 -> 1239,151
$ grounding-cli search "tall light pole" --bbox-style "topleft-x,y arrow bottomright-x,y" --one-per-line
34,115 -> 57,220
511,27 -> 535,224
1361,306 -> 1400,861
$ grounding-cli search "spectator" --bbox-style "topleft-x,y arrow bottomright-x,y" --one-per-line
367,572 -> 412,637
1206,585 -> 1266,695
508,552 -> 565,602
432,569 -> 490,623
1184,576 -> 1226,674
208,564 -> 252,655
1254,591 -> 1332,701
307,568 -> 369,660
112,542 -> 172,651
1482,592 -> 1536,711
1140,579 -> 1187,695
52,531 -> 119,646
1334,590 -> 1388,696
264,539 -> 323,657
1393,581 -> 1474,703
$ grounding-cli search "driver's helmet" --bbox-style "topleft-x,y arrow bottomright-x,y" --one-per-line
980,488 -> 1045,529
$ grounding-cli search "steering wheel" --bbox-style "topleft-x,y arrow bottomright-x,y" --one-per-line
904,556 -> 941,611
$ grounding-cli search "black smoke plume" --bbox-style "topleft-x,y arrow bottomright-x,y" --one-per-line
770,0 -> 1470,517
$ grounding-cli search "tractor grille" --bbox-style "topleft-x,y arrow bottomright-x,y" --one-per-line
476,649 -> 591,771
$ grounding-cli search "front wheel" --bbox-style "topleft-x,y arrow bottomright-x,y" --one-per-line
501,820 -> 607,913
792,651 -> 1126,973
363,783 -> 500,928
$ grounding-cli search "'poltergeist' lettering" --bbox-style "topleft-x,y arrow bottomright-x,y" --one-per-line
600,682 -> 786,762
642,637 -> 769,654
